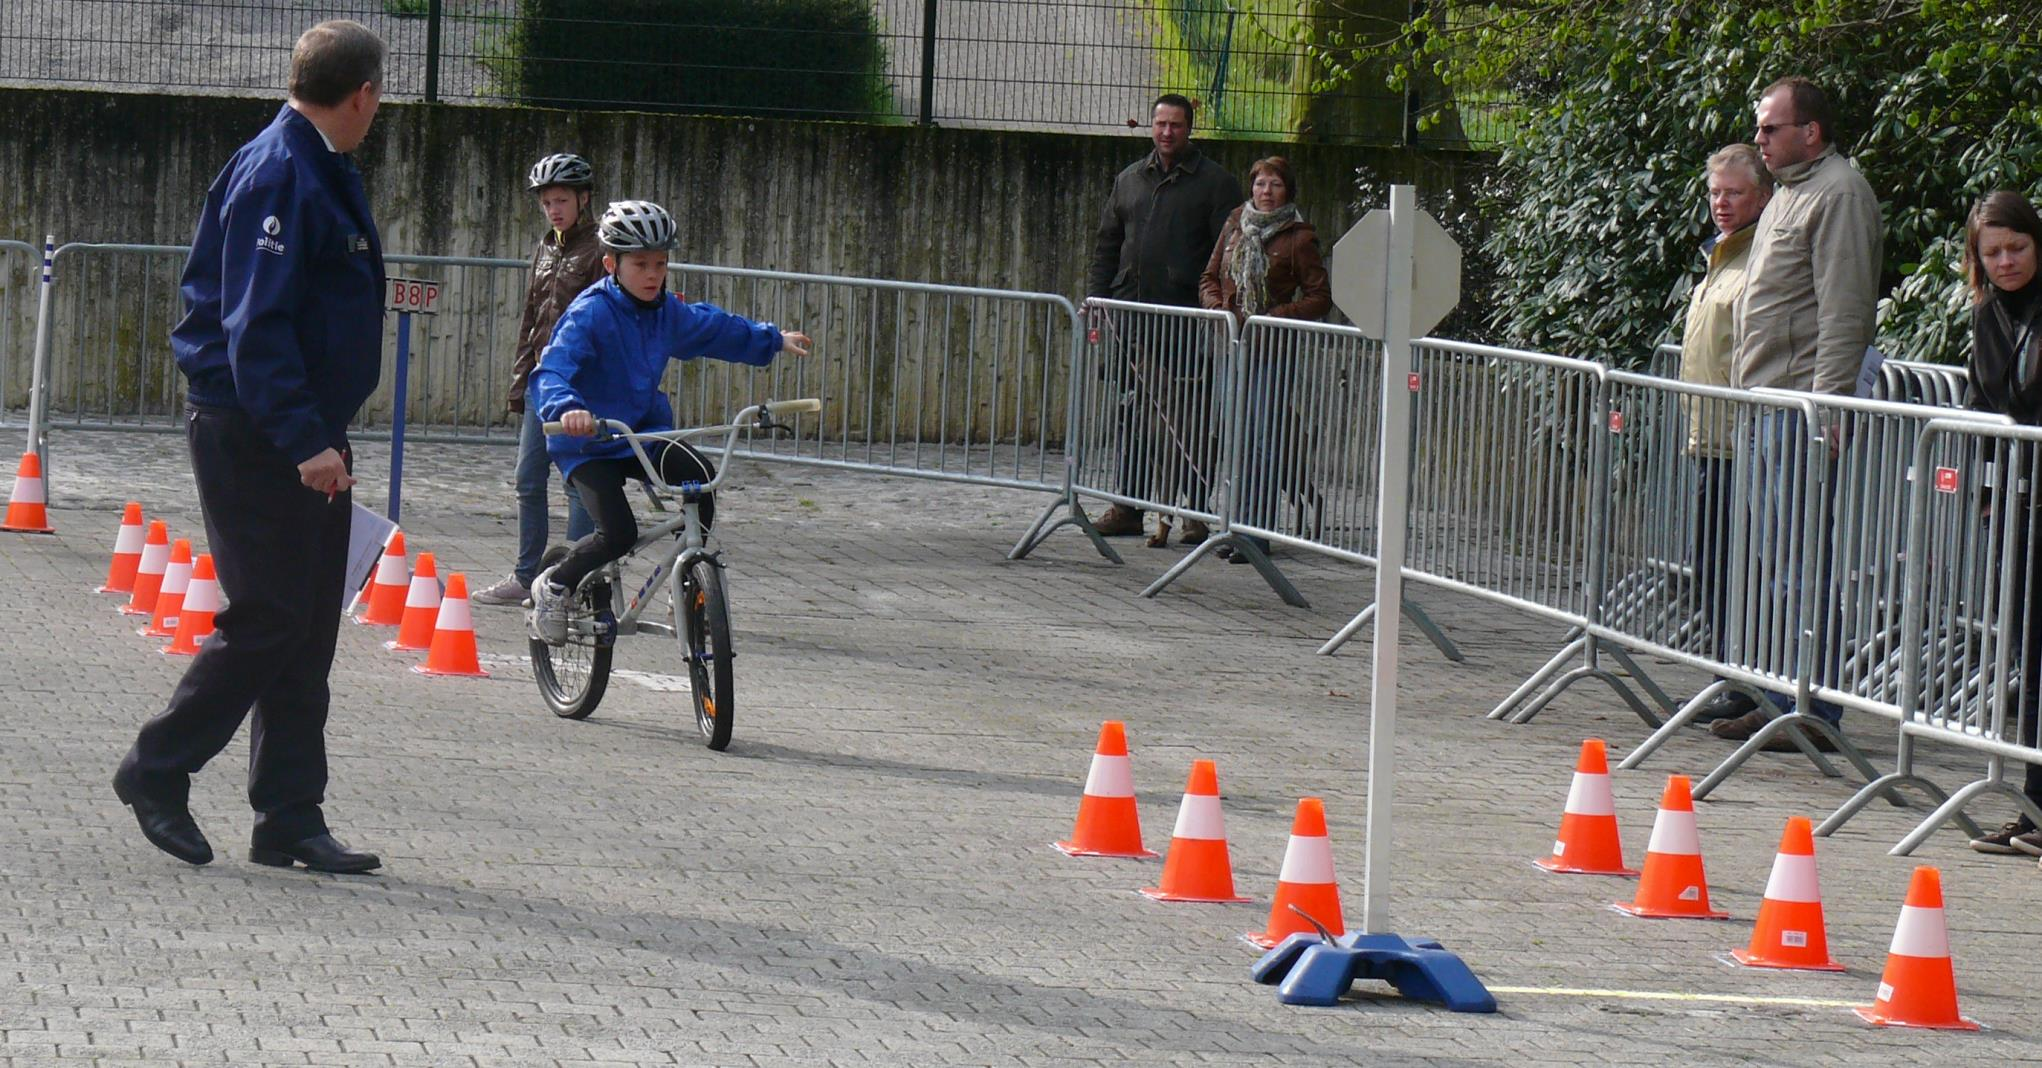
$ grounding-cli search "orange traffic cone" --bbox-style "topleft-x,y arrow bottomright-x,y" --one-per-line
413,572 -> 489,677
1536,738 -> 1637,876
121,520 -> 171,617
1246,797 -> 1344,948
1854,867 -> 1979,1030
1053,720 -> 1156,858
141,539 -> 193,639
97,502 -> 146,593
0,452 -> 53,533
1140,760 -> 1251,903
1732,816 -> 1844,971
386,551 -> 441,652
355,531 -> 409,626
165,554 -> 220,656
1613,774 -> 1729,920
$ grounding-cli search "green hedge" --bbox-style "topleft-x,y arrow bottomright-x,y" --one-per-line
488,0 -> 894,121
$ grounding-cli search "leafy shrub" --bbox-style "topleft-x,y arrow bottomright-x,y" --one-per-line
487,0 -> 894,121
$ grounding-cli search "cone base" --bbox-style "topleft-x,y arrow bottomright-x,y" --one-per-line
1535,856 -> 1637,877
1139,886 -> 1251,904
96,583 -> 134,594
139,624 -> 178,639
1,523 -> 55,534
412,663 -> 490,678
1730,948 -> 1845,972
385,638 -> 433,652
1612,901 -> 1730,920
1052,840 -> 1157,859
119,604 -> 153,617
1852,1005 -> 1979,1031
354,615 -> 401,627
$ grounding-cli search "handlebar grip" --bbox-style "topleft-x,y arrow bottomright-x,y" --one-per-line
541,421 -> 566,434
765,398 -> 822,415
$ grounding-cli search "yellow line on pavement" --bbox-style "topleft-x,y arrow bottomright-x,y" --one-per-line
1488,985 -> 1860,1009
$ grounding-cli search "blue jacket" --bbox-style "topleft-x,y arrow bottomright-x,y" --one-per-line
172,105 -> 385,464
530,276 -> 784,475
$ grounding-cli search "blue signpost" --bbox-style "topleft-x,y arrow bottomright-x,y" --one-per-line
384,276 -> 442,525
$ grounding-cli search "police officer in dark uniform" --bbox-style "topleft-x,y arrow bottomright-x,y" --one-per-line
113,20 -> 390,874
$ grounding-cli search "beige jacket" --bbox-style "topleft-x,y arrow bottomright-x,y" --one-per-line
1731,148 -> 1882,395
1680,224 -> 1756,456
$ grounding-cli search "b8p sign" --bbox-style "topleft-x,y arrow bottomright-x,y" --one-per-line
386,277 -> 443,315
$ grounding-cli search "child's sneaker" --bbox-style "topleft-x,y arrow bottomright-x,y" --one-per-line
530,568 -> 571,644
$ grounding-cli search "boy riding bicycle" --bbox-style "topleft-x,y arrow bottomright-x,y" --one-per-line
528,200 -> 811,643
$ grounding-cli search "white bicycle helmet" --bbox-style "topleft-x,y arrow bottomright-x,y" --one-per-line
598,200 -> 678,252
526,153 -> 594,191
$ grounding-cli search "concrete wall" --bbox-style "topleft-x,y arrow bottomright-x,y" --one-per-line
0,88 -> 1483,431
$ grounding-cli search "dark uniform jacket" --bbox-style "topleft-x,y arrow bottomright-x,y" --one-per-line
507,214 -> 604,414
1968,279 -> 2042,425
1087,148 -> 1243,307
172,105 -> 384,464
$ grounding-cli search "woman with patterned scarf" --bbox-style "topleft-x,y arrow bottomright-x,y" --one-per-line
1199,156 -> 1331,562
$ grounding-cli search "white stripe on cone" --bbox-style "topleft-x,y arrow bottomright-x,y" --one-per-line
158,560 -> 192,597
403,574 -> 440,609
373,552 -> 406,585
1645,809 -> 1702,855
1081,753 -> 1134,797
1276,834 -> 1335,883
183,575 -> 221,613
10,473 -> 43,504
1888,905 -> 1952,958
1760,851 -> 1821,904
1170,792 -> 1225,840
1562,771 -> 1616,816
434,593 -> 474,633
111,523 -> 143,553
136,541 -> 169,575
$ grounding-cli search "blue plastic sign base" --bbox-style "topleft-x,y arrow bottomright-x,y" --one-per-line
1251,931 -> 1497,1013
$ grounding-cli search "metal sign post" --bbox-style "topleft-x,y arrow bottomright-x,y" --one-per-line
384,276 -> 442,524
25,235 -> 54,486
1253,186 -> 1493,1013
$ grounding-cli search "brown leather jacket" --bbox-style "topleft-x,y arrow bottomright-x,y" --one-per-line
508,216 -> 605,413
1198,206 -> 1332,321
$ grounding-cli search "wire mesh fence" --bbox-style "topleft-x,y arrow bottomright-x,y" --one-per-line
0,0 -> 1508,147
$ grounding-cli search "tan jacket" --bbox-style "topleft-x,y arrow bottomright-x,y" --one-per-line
1680,224 -> 1756,456
1731,148 -> 1882,394
508,216 -> 605,413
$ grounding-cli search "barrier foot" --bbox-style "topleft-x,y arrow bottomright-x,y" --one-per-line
1488,636 -> 1586,721
1817,771 -> 1933,837
1317,603 -> 1375,656
1618,678 -> 1761,771
1888,777 -> 2022,857
1138,537 -> 1228,599
1009,498 -> 1123,565
1227,534 -> 1308,608
1252,931 -> 1495,1013
1691,711 -> 1880,800
1601,645 -> 1677,719
1505,664 -> 1658,727
1402,601 -> 1464,663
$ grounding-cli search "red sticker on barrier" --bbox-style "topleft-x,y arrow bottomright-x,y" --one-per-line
1934,467 -> 1959,493
1087,329 -> 1100,344
1407,372 -> 1421,392
1608,410 -> 1626,433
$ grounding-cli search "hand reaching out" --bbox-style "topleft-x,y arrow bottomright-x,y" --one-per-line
781,331 -> 813,358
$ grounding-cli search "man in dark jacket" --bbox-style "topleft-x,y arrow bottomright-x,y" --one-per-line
1086,93 -> 1242,537
474,153 -> 605,606
113,20 -> 389,874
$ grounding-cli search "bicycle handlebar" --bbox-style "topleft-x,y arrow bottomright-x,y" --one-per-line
541,399 -> 821,494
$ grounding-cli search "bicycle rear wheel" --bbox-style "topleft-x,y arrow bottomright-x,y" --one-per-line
674,558 -> 735,750
531,564 -> 613,720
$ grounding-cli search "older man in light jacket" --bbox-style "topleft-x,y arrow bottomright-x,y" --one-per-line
1719,75 -> 1882,749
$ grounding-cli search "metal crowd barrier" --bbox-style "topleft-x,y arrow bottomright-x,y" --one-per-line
1876,358 -> 1968,408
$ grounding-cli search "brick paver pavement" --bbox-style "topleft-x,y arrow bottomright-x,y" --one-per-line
2,430 -> 2038,1066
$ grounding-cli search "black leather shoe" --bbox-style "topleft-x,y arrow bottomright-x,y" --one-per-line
112,773 -> 213,866
249,833 -> 382,874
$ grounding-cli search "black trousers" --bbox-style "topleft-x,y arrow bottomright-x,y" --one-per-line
553,440 -> 715,592
119,406 -> 352,843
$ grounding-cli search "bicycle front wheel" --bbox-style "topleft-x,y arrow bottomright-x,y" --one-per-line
674,559 -> 735,750
531,576 -> 613,720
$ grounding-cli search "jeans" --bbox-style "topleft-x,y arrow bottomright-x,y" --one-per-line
1748,409 -> 1844,725
517,407 -> 592,586
118,405 -> 353,843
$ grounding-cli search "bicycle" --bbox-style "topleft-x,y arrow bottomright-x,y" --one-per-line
530,398 -> 820,749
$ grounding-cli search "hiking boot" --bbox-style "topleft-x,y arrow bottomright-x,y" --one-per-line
1094,504 -> 1144,537
1146,519 -> 1171,548
1689,689 -> 1758,724
472,574 -> 530,607
1970,820 -> 2042,856
1757,725 -> 1840,753
1708,710 -> 1770,741
530,567 -> 571,645
1179,518 -> 1210,545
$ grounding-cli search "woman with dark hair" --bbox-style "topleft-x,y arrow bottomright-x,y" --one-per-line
1198,156 -> 1331,561
1961,190 -> 2042,859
